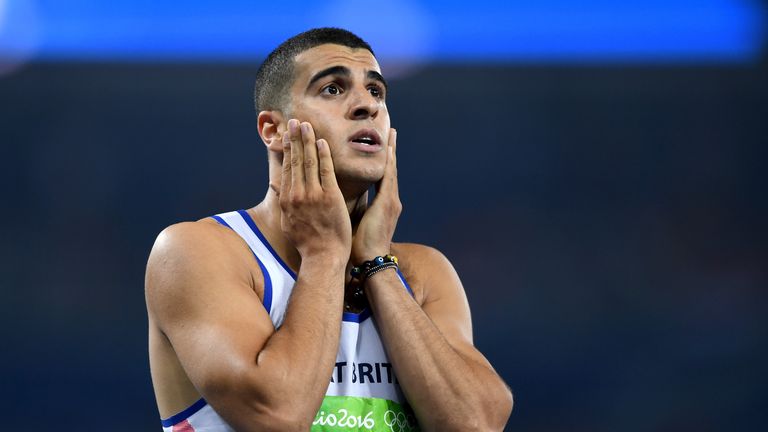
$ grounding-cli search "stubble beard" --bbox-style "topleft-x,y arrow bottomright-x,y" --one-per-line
333,160 -> 384,200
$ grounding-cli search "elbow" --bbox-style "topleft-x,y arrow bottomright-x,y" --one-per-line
244,379 -> 320,430
201,367 -> 319,432
219,394 -> 316,432
246,409 -> 314,432
481,384 -> 514,432
496,386 -> 514,430
426,390 -> 513,432
458,384 -> 514,432
241,392 -> 319,431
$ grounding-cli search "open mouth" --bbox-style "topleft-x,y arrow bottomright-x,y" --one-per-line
353,137 -> 376,145
349,129 -> 382,146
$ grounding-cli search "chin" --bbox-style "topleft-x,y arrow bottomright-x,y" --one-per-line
335,165 -> 384,185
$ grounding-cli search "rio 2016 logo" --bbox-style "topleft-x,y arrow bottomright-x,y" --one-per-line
312,408 -> 418,431
313,409 -> 375,429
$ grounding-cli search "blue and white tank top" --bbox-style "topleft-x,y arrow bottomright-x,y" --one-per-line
160,210 -> 420,432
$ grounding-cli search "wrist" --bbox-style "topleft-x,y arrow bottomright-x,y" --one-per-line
364,263 -> 398,283
352,249 -> 389,265
346,254 -> 401,311
362,265 -> 400,299
300,251 -> 348,272
350,254 -> 399,282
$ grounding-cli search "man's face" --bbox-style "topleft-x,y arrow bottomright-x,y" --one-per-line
286,43 -> 391,185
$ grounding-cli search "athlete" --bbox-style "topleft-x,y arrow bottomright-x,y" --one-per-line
145,28 -> 513,431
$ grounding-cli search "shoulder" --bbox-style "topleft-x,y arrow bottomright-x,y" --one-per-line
147,219 -> 253,278
392,242 -> 454,271
391,242 -> 462,306
392,242 -> 476,343
150,218 -> 246,255
145,218 -> 262,323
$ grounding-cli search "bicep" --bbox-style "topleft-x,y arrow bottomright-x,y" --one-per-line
146,224 -> 276,404
419,248 -> 495,370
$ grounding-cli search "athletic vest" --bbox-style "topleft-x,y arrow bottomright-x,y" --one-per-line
160,209 -> 420,432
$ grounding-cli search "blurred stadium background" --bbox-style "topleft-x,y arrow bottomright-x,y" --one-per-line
1,1 -> 767,430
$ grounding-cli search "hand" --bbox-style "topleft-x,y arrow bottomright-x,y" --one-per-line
351,128 -> 401,263
279,119 -> 352,260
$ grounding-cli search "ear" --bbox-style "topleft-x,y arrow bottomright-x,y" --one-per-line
258,110 -> 286,152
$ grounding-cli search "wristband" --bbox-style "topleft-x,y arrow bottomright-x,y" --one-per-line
345,255 -> 400,312
364,262 -> 398,280
351,255 -> 399,282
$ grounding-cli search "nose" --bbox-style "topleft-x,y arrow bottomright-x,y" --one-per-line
346,87 -> 379,121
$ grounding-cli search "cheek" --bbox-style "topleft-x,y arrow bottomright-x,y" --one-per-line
296,107 -> 334,134
309,122 -> 334,144
379,104 -> 391,125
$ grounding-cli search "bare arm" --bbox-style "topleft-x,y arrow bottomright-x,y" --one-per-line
146,120 -> 350,431
352,129 -> 513,431
365,248 -> 513,431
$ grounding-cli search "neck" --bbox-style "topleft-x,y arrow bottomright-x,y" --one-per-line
248,181 -> 370,271
339,180 -> 371,225
260,178 -> 370,218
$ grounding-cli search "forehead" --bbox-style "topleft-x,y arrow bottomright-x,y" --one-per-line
293,44 -> 381,82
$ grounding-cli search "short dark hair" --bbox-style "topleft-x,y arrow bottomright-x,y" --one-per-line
254,28 -> 374,113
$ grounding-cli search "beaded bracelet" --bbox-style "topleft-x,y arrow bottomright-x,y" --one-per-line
351,255 -> 399,282
364,262 -> 398,280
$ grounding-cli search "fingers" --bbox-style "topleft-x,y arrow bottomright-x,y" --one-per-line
280,131 -> 292,201
378,128 -> 399,196
389,128 -> 398,176
316,138 -> 338,190
288,119 -> 305,195
300,122 -> 320,191
284,119 -> 334,196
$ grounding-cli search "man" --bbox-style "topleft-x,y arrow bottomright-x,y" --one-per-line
145,28 -> 513,431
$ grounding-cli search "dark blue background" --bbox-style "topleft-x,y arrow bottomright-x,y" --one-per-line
3,61 -> 767,431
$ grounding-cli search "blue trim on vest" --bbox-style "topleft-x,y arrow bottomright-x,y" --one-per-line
211,214 -> 228,227
343,307 -> 372,323
211,215 -> 273,313
343,268 -> 414,323
160,398 -> 207,427
396,268 -> 414,296
237,209 -> 297,280
228,210 -> 415,325
255,250 -> 273,313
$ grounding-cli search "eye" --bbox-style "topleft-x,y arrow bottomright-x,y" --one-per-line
321,83 -> 342,96
368,85 -> 384,99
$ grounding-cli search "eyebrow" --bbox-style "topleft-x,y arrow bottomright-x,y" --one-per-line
307,65 -> 388,91
367,70 -> 388,91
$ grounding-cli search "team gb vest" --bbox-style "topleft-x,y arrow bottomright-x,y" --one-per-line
160,210 -> 420,432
